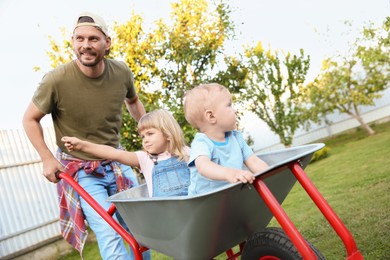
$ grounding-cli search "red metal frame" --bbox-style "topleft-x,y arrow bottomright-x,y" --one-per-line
252,161 -> 364,260
58,172 -> 147,260
225,242 -> 245,260
58,159 -> 364,260
289,162 -> 364,260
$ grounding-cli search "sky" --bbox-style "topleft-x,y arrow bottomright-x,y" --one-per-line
0,0 -> 389,132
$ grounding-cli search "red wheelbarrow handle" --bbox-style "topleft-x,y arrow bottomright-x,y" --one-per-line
57,171 -> 148,260
289,163 -> 364,260
253,162 -> 364,260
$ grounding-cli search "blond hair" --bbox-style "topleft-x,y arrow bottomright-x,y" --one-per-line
183,83 -> 229,130
137,109 -> 188,161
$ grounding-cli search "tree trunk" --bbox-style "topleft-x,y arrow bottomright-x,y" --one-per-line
352,104 -> 376,135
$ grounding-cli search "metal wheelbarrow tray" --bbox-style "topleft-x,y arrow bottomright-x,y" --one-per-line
59,143 -> 364,259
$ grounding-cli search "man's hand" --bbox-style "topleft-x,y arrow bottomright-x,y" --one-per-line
42,157 -> 64,183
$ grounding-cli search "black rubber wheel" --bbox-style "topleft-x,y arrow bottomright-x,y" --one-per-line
241,227 -> 325,260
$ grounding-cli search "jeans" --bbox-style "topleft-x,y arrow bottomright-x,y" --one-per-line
78,163 -> 151,260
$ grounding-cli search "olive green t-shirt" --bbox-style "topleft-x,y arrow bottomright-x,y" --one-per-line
33,59 -> 136,160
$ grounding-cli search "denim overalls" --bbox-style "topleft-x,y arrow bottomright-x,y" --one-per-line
152,156 -> 190,197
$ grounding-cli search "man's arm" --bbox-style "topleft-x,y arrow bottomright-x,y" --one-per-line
125,95 -> 146,122
22,102 -> 63,183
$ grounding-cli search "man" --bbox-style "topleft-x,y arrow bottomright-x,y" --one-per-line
23,12 -> 150,259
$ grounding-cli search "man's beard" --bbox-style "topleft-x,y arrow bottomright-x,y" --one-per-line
79,58 -> 100,67
76,50 -> 103,67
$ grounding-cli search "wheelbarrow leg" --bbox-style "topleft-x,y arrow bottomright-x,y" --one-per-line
289,162 -> 364,260
225,242 -> 245,260
253,179 -> 319,260
59,172 -> 146,260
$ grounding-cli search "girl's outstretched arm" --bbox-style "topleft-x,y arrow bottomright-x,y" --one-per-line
61,136 -> 140,168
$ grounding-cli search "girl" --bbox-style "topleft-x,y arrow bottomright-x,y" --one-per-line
62,109 -> 190,197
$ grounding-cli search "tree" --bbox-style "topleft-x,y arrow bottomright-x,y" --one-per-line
304,18 -> 390,136
45,32 -> 74,69
239,42 -> 311,147
148,0 -> 235,144
111,13 -> 163,150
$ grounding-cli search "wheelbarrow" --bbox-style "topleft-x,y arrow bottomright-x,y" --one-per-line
58,143 -> 364,259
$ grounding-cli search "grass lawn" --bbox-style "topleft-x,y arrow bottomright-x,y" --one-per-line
59,121 -> 390,260
267,121 -> 390,260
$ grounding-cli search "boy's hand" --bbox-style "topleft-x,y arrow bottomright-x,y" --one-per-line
227,169 -> 255,184
61,136 -> 81,152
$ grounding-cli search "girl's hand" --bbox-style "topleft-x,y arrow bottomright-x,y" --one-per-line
61,136 -> 82,152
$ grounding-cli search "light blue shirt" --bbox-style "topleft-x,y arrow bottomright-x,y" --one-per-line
187,130 -> 254,195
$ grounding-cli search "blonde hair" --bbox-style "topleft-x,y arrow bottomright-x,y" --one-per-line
183,83 -> 229,129
137,109 -> 188,161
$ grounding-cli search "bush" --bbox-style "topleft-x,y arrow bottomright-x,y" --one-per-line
310,146 -> 330,163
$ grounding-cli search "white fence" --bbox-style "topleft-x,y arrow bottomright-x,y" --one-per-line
0,127 -> 59,259
0,89 -> 389,258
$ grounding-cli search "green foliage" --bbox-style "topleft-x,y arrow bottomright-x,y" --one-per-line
213,55 -> 250,93
303,17 -> 390,136
113,0 -> 236,149
147,0 -> 236,145
44,0 -> 388,153
240,43 -> 311,147
310,146 -> 330,163
46,30 -> 74,69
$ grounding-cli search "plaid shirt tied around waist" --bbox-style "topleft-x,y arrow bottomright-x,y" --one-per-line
56,149 -> 134,257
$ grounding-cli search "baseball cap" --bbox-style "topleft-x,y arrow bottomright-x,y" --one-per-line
73,12 -> 109,36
